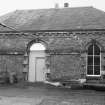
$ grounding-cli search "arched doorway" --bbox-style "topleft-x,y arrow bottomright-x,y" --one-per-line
87,43 -> 101,76
28,43 -> 46,82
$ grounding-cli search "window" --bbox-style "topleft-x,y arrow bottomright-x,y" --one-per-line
87,44 -> 101,76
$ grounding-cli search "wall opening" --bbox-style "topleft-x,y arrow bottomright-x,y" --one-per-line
87,43 -> 101,76
30,43 -> 46,51
28,42 -> 46,82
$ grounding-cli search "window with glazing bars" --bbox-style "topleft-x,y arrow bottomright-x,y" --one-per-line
87,44 -> 100,75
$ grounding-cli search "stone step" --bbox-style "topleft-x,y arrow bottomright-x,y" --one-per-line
86,79 -> 105,84
83,82 -> 105,87
86,80 -> 100,83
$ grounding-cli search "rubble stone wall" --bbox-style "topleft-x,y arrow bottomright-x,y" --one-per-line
0,30 -> 105,81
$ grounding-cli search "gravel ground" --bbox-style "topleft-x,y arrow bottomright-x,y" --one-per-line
0,84 -> 104,105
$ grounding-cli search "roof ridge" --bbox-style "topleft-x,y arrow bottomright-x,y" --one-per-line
15,6 -> 94,11
92,7 -> 105,14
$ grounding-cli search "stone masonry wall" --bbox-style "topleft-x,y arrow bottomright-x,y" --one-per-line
49,54 -> 84,80
0,30 -> 105,81
0,54 -> 24,81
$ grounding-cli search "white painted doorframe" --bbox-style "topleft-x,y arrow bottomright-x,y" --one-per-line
35,57 -> 46,82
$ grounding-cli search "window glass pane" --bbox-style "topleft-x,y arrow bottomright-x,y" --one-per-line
94,66 -> 100,75
94,44 -> 100,55
88,44 -> 93,55
94,56 -> 100,65
87,66 -> 93,75
88,56 -> 93,65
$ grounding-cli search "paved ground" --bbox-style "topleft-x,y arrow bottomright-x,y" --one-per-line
0,84 -> 104,105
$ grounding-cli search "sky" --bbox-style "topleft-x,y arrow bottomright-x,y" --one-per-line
0,0 -> 105,16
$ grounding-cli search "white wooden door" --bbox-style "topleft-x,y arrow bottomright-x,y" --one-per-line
36,57 -> 45,81
28,51 -> 46,82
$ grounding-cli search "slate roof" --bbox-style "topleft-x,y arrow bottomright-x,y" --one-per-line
0,6 -> 105,31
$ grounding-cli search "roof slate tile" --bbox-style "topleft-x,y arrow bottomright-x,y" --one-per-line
0,7 -> 105,31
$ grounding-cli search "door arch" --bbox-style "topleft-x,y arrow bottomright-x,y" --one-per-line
28,43 -> 46,82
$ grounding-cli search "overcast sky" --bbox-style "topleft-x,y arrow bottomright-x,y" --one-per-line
0,0 -> 105,16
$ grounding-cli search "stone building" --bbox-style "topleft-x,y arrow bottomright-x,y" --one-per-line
0,6 -> 105,85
